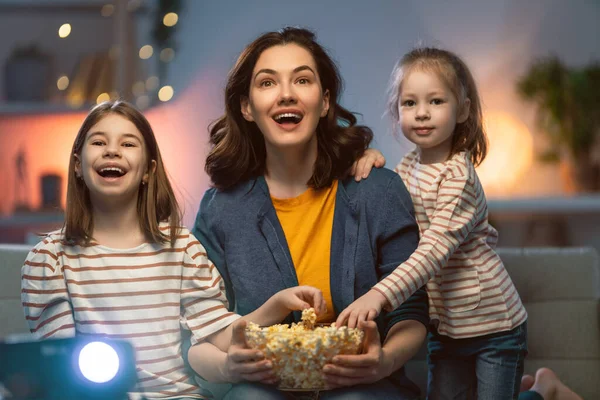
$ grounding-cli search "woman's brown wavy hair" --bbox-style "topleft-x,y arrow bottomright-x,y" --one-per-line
205,27 -> 373,190
387,47 -> 488,166
64,100 -> 181,246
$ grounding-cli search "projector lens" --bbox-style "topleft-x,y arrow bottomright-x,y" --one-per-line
78,341 -> 120,383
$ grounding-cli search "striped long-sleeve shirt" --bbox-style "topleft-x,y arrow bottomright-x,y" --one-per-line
21,225 -> 240,399
373,150 -> 526,339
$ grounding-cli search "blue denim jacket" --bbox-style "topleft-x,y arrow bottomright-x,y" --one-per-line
192,167 -> 428,336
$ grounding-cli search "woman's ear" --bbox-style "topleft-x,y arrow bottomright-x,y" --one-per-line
321,90 -> 330,117
240,97 -> 254,122
458,98 -> 471,123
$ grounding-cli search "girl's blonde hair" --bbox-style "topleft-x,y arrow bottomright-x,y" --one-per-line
64,100 -> 181,246
388,47 -> 488,166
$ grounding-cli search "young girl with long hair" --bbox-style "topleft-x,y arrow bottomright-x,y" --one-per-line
21,100 -> 326,399
339,48 -> 528,399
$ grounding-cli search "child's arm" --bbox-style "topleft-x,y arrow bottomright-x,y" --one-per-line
181,234 -> 326,382
337,175 -> 479,327
351,148 -> 386,181
179,236 -> 241,349
21,238 -> 76,339
187,286 -> 325,383
205,285 -> 326,351
187,321 -> 276,384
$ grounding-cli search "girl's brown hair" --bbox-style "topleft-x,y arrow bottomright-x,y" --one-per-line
205,27 -> 373,190
64,100 -> 181,246
388,47 -> 488,166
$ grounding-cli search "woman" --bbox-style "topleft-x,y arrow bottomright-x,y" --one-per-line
189,27 -> 428,400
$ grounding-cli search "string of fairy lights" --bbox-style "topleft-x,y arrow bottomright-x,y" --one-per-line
54,1 -> 177,110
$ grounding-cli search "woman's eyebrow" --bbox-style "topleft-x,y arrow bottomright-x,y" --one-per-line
254,65 -> 316,81
293,65 -> 316,75
254,68 -> 277,80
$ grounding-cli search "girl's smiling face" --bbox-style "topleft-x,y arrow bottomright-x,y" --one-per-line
75,113 -> 152,205
399,70 -> 469,164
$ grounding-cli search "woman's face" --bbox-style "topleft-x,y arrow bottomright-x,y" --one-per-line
241,43 -> 329,153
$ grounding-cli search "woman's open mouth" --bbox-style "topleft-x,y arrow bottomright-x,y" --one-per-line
273,112 -> 303,128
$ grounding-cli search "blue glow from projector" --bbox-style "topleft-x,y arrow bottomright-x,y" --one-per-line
78,341 -> 120,383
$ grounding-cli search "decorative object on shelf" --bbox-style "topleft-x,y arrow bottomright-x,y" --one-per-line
13,146 -> 31,213
40,174 -> 63,212
4,44 -> 53,102
517,56 -> 600,192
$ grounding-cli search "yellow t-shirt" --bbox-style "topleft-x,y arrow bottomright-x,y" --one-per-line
271,181 -> 338,322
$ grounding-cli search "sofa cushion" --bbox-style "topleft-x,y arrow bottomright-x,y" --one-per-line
404,247 -> 600,399
0,244 -> 31,338
498,247 -> 599,301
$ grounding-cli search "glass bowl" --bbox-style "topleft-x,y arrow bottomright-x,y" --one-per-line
245,323 -> 364,390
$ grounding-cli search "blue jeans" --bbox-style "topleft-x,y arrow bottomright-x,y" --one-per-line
223,377 -> 420,400
427,321 -> 528,400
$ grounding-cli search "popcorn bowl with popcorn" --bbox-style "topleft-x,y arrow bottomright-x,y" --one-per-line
245,309 -> 364,390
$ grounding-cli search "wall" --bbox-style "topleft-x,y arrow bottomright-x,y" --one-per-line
0,0 -> 598,228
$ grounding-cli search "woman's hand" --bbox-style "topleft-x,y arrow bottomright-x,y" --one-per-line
323,320 -> 393,388
222,319 -> 277,384
350,148 -> 386,181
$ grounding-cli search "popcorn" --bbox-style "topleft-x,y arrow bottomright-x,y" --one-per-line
245,308 -> 364,390
301,308 -> 317,330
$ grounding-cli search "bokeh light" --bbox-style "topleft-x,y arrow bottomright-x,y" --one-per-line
56,76 -> 69,91
96,92 -> 110,104
139,45 -> 153,60
477,112 -> 534,196
163,12 -> 178,27
158,86 -> 174,102
160,48 -> 175,63
58,23 -> 71,38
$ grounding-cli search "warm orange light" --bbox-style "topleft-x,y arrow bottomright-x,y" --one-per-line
96,93 -> 110,104
67,92 -> 85,108
0,113 -> 86,215
477,112 -> 533,197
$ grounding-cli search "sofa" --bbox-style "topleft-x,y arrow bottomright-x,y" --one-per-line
1,245 -> 599,398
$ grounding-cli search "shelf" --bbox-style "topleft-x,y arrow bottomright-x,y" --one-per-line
0,102 -> 90,116
488,195 -> 600,215
0,211 -> 64,227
